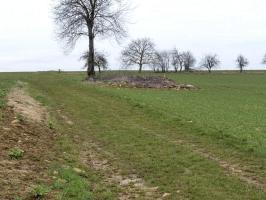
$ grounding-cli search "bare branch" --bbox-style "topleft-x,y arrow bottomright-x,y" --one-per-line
151,51 -> 171,73
54,0 -> 129,77
183,51 -> 196,72
121,38 -> 155,73
236,55 -> 249,73
171,48 -> 185,72
80,51 -> 108,73
200,54 -> 220,73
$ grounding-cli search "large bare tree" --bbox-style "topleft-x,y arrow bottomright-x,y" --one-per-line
200,54 -> 220,73
183,51 -> 196,72
171,48 -> 185,72
54,0 -> 128,78
121,38 -> 155,73
236,55 -> 249,73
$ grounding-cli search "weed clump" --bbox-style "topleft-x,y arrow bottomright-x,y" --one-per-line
0,89 -> 7,108
30,185 -> 50,199
8,148 -> 24,160
48,121 -> 55,130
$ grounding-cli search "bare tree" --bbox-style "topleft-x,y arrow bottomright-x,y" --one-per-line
183,51 -> 196,72
262,54 -> 266,64
81,51 -> 108,73
236,55 -> 249,73
171,48 -> 185,72
152,51 -> 171,73
121,38 -> 155,73
200,54 -> 220,73
54,0 -> 128,78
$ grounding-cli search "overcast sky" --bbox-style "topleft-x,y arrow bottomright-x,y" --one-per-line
1,0 -> 266,72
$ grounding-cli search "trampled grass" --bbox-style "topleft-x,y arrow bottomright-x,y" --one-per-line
0,71 -> 266,199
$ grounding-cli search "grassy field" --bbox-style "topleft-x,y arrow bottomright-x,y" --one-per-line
0,71 -> 266,199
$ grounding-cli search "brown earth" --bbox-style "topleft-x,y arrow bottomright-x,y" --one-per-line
0,87 -> 57,199
92,75 -> 197,90
7,87 -> 48,123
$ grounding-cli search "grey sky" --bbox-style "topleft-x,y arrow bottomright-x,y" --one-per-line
0,0 -> 266,72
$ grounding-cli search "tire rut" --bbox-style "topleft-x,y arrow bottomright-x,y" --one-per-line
79,141 -> 164,200
155,134 -> 266,189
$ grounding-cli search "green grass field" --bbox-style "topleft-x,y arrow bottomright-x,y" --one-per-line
0,71 -> 266,199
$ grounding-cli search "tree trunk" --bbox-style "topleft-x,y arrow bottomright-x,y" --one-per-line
87,30 -> 95,78
179,65 -> 183,72
240,66 -> 243,73
98,66 -> 101,73
138,63 -> 143,73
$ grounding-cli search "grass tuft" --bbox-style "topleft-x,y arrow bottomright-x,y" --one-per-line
30,185 -> 50,199
8,148 -> 24,160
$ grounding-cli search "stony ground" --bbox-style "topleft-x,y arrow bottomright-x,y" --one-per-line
93,75 -> 197,90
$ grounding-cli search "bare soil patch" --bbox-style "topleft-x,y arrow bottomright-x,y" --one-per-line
7,87 -> 47,123
0,87 -> 57,199
0,108 -> 57,199
90,75 -> 197,90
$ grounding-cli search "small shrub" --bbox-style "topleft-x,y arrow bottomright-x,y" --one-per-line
8,148 -> 24,160
48,121 -> 54,130
31,185 -> 50,199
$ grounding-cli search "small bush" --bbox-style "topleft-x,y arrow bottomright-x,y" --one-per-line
8,148 -> 24,160
48,120 -> 55,130
31,185 -> 50,199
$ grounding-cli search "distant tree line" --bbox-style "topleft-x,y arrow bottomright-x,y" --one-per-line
121,38 -> 266,73
53,1 -> 266,76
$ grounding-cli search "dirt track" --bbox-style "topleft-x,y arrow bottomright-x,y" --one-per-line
0,87 -> 56,199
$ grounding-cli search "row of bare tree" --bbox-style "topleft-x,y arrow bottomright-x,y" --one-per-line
53,0 -> 266,77
121,38 -> 266,73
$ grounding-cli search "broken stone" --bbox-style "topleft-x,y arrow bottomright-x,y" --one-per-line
73,167 -> 85,174
162,193 -> 171,198
3,127 -> 11,131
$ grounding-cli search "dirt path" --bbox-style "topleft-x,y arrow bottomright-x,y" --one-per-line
0,86 -> 56,199
80,140 -> 164,200
7,86 -> 47,123
154,134 -> 266,189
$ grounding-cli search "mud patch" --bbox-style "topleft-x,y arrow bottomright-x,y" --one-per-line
7,86 -> 47,123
